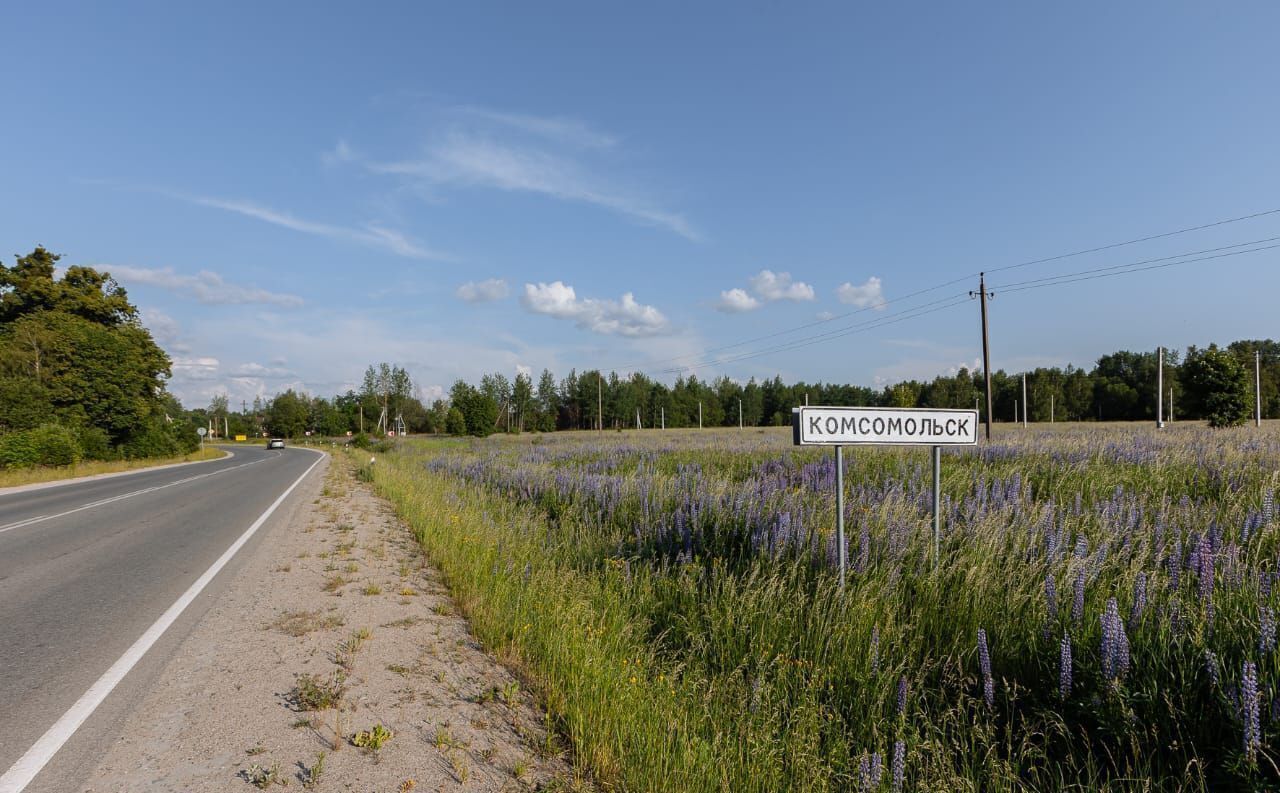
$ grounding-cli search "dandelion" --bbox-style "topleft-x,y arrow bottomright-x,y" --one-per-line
1059,633 -> 1073,699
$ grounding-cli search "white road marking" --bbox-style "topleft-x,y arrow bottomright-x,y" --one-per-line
0,458 -> 267,535
0,449 -> 325,793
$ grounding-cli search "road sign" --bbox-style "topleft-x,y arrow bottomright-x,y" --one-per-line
792,406 -> 978,581
196,427 -> 207,436
235,434 -> 247,442
792,406 -> 978,446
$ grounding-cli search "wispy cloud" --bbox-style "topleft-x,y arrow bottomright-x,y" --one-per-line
456,278 -> 509,303
367,131 -> 699,241
521,281 -> 670,337
108,265 -> 304,307
232,362 -> 295,378
455,106 -> 619,149
836,276 -> 885,309
170,192 -> 445,260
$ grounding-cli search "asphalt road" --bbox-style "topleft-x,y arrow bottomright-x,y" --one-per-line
0,445 -> 325,793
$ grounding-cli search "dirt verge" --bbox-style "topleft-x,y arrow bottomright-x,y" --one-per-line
83,452 -> 579,792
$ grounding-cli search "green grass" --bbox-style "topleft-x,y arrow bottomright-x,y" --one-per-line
0,445 -> 226,489
363,424 -> 1280,791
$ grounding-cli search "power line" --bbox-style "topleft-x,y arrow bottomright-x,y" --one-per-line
610,206 -> 1280,375
990,235 -> 1280,291
660,294 -> 972,373
982,207 -> 1280,275
994,242 -> 1280,295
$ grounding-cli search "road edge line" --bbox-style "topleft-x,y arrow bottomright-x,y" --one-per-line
0,448 -> 327,793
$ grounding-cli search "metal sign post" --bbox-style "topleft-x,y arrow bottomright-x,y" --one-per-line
793,406 -> 978,579
196,425 -> 207,452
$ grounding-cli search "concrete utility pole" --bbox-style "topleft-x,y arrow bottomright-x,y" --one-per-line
1050,394 -> 1055,423
661,407 -> 665,430
970,273 -> 995,441
698,401 -> 703,429
1257,350 -> 1263,427
738,398 -> 743,429
636,407 -> 641,430
1022,374 -> 1028,427
1014,399 -> 1018,425
359,405 -> 364,435
598,373 -> 603,432
1157,347 -> 1165,429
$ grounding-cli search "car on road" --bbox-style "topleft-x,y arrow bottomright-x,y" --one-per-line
267,438 -> 286,449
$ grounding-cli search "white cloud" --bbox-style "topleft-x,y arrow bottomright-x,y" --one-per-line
456,278 -> 509,303
109,265 -> 304,307
715,288 -> 761,313
232,362 -> 295,378
836,276 -> 886,309
171,356 -> 220,382
749,270 -> 815,302
521,281 -> 669,337
515,364 -> 532,378
321,139 -> 357,166
140,307 -> 190,353
369,133 -> 699,241
815,310 -> 835,321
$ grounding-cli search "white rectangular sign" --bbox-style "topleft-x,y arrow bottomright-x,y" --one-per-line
792,406 -> 978,446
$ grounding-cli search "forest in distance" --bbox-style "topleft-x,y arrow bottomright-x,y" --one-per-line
215,339 -> 1271,441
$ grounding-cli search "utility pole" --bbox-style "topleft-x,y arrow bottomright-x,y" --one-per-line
661,406 -> 665,430
698,401 -> 703,429
1050,394 -> 1055,423
1014,399 -> 1018,425
1170,388 -> 1174,421
1157,347 -> 1165,429
598,372 -> 603,432
738,398 -> 743,429
970,273 -> 995,441
636,407 -> 641,430
1257,350 -> 1263,427
1022,373 -> 1028,428
359,405 -> 364,434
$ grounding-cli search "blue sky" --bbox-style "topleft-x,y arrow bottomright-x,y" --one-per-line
4,2 -> 1280,407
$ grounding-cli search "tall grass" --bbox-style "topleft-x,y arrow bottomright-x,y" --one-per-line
368,425 -> 1280,791
0,445 -> 226,489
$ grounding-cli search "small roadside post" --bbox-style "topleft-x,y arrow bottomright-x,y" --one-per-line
793,406 -> 979,580
196,425 -> 207,452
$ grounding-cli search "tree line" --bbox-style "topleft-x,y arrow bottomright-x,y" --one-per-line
438,343 -> 1272,435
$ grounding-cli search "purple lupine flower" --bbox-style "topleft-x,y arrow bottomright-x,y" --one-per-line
870,753 -> 883,788
857,753 -> 872,792
1198,535 -> 1214,604
892,740 -> 905,791
1168,540 -> 1182,591
977,628 -> 994,707
1059,633 -> 1073,699
1261,607 -> 1277,655
897,676 -> 908,716
1072,570 -> 1086,625
1204,649 -> 1220,687
1130,573 -> 1147,628
1244,661 -> 1261,764
1265,490 -> 1275,525
1074,536 -> 1088,559
1100,598 -> 1130,682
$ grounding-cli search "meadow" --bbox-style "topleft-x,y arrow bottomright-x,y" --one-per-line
365,423 -> 1280,792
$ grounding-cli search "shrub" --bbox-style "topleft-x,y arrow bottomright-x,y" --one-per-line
0,424 -> 81,468
74,426 -> 114,461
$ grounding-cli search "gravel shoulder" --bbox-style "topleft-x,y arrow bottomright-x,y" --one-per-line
83,452 -> 579,792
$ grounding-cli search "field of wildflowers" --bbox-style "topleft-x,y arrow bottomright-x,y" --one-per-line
368,423 -> 1280,791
